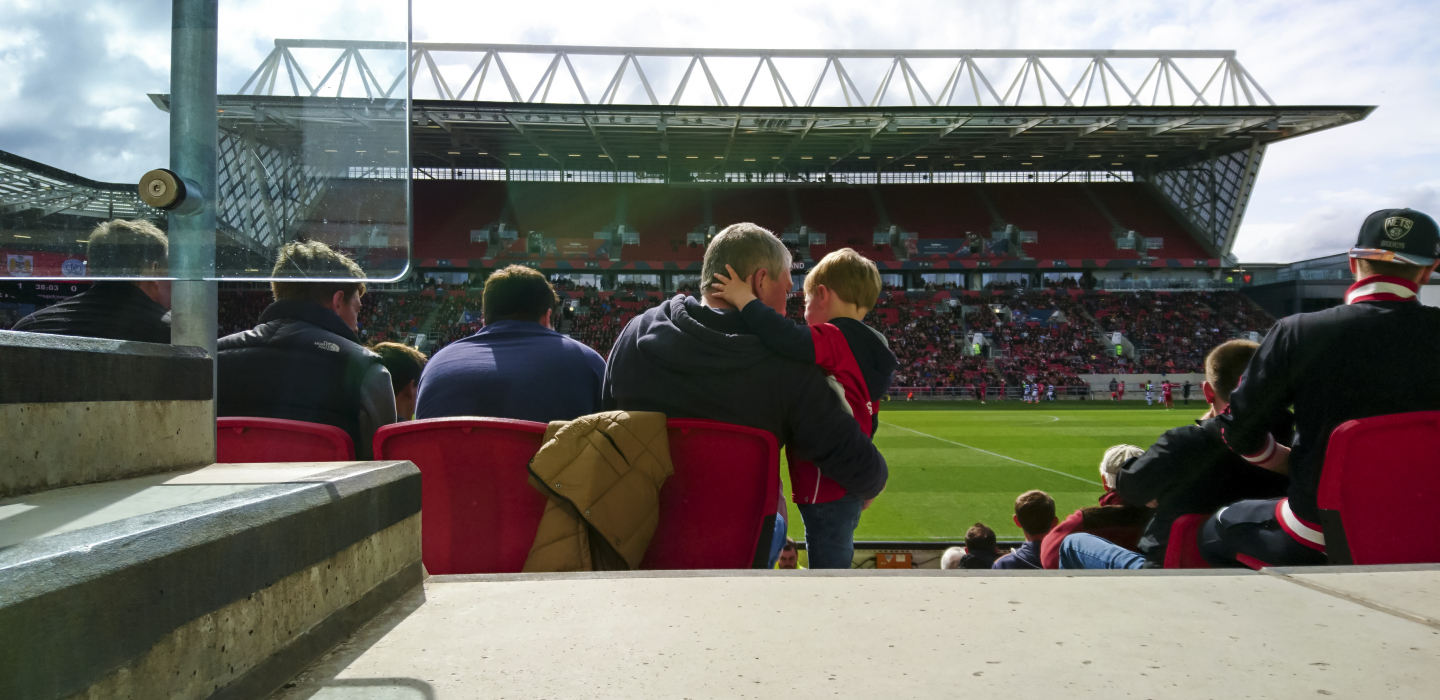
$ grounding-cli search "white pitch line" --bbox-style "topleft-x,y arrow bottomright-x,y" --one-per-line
882,422 -> 1100,485
1039,415 -> 1060,422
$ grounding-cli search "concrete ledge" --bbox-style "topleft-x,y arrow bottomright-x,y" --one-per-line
1261,564 -> 1440,629
0,330 -> 212,404
1,400 -> 216,498
429,566 -> 1260,583
276,565 -> 1440,699
0,461 -> 421,700
0,330 -> 215,498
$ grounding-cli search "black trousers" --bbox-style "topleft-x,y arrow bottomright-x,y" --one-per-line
1199,498 -> 1327,568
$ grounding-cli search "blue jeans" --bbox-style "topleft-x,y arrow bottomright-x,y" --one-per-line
766,512 -> 787,568
797,493 -> 864,569
1059,533 -> 1147,570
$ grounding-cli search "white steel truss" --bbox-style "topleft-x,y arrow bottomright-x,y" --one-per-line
0,151 -> 158,220
239,41 -> 1276,108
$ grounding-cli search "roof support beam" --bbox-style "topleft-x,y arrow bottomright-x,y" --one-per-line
1148,117 -> 1199,136
1009,117 -> 1047,137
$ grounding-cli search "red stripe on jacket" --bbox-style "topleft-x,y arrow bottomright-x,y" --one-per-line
787,322 -> 874,504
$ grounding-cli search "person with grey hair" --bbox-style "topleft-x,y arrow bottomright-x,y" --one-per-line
13,219 -> 172,343
602,222 -> 888,568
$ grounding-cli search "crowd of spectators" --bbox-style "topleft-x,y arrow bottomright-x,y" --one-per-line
1082,291 -> 1272,374
25,209 -> 1433,577
213,283 -> 1277,398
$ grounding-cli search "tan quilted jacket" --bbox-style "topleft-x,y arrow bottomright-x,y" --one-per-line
522,411 -> 673,572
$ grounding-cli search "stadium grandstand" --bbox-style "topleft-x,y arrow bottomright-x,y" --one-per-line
7,24 -> 1440,699
2,45 -> 1361,397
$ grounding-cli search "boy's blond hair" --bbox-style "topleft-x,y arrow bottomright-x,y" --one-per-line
802,248 -> 882,311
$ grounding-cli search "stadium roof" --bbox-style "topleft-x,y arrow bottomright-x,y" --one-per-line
0,150 -> 157,221
404,102 -> 1372,177
225,42 -> 1373,177
134,42 -> 1384,261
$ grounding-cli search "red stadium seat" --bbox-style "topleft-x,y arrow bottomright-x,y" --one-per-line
1318,411 -> 1440,565
641,419 -> 782,570
373,417 -> 549,575
1164,514 -> 1269,570
1163,513 -> 1212,569
216,417 -> 355,462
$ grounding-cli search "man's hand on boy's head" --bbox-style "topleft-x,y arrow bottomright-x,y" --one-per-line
712,264 -> 758,308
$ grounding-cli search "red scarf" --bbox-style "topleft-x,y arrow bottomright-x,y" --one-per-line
1345,275 -> 1419,304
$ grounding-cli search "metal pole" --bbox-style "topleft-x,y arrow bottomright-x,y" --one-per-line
169,0 -> 218,441
168,0 -> 217,352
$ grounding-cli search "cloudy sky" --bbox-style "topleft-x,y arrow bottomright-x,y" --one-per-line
2,0 -> 1436,263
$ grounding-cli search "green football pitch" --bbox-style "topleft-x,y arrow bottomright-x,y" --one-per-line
779,400 -> 1210,543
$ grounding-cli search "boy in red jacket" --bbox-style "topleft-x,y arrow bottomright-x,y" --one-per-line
713,248 -> 898,568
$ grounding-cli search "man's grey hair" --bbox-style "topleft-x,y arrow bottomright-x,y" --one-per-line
700,222 -> 791,293
940,546 -> 966,570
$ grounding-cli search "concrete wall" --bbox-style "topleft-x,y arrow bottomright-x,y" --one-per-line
0,331 -> 215,498
0,461 -> 422,700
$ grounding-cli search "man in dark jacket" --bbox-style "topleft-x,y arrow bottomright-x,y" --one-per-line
993,490 -> 1055,569
217,241 -> 395,459
1208,208 -> 1440,567
12,219 -> 171,344
603,223 -> 888,566
1057,340 -> 1290,569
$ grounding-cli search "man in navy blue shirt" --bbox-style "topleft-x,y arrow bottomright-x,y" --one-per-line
415,266 -> 605,423
993,490 -> 1057,569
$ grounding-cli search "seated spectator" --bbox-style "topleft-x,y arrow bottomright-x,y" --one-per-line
416,265 -> 605,423
217,241 -> 396,459
960,522 -> 1001,569
1059,340 -> 1290,569
371,342 -> 428,421
1039,445 -> 1152,569
775,539 -> 804,570
1208,210 -> 1440,567
993,490 -> 1056,569
13,219 -> 171,343
602,223 -> 888,568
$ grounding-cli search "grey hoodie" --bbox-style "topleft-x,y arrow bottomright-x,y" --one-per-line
602,295 -> 887,500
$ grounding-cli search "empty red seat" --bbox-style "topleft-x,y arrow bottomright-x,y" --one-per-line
1318,411 -> 1440,565
641,419 -> 782,570
373,417 -> 549,575
216,417 -> 355,462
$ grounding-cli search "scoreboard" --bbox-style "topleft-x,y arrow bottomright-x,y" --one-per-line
0,280 -> 91,328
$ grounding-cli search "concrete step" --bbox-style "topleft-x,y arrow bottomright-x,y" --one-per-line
0,461 -> 421,700
272,565 -> 1440,699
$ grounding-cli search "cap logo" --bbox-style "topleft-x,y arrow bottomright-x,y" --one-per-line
1384,216 -> 1414,240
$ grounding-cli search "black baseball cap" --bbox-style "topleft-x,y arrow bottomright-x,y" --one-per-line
1349,208 -> 1440,266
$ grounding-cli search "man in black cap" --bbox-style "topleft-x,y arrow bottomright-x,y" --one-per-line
1202,208 -> 1440,567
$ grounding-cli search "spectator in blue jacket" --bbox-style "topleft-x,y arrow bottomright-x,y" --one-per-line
416,265 -> 605,423
993,490 -> 1057,569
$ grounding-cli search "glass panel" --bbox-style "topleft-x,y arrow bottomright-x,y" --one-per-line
214,0 -> 410,280
0,8 -> 171,285
0,0 -> 409,304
